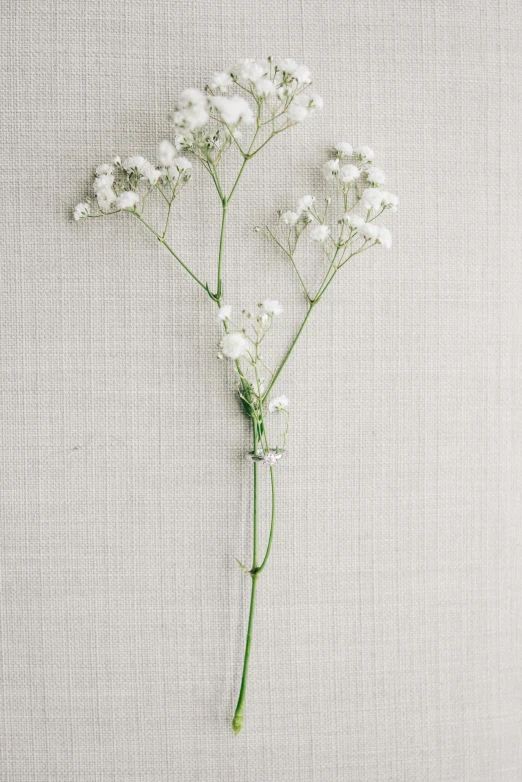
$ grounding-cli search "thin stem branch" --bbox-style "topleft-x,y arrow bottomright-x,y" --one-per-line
131,212 -> 210,296
263,302 -> 316,401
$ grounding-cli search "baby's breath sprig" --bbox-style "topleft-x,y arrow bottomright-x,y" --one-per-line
74,56 -> 397,736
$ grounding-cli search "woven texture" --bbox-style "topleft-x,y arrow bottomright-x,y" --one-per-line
1,1 -> 521,780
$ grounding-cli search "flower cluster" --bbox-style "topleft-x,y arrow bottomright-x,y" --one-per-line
267,142 -> 397,277
169,57 -> 322,163
74,149 -> 193,221
217,300 -> 289,462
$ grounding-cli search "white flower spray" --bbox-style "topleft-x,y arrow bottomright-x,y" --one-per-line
74,56 -> 397,735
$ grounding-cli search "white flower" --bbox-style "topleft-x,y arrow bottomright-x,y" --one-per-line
114,191 -> 139,211
366,166 -> 386,187
142,162 -> 162,185
170,101 -> 209,131
221,332 -> 249,359
278,58 -> 298,75
172,156 -> 192,172
178,88 -> 206,108
335,142 -> 353,158
218,304 -> 232,321
341,213 -> 364,228
96,163 -> 113,176
381,191 -> 399,212
358,222 -> 379,242
93,173 -> 115,193
322,159 -> 340,180
288,103 -> 308,123
338,164 -> 360,184
293,65 -> 312,84
261,299 -> 283,316
231,59 -> 267,83
310,224 -> 330,242
281,211 -> 299,226
123,156 -> 149,174
377,226 -> 392,248
297,195 -> 315,214
354,145 -> 375,163
211,95 -> 255,125
277,85 -> 294,101
96,188 -> 117,212
309,94 -> 323,110
361,188 -> 384,211
268,395 -> 289,412
111,156 -> 121,166
158,139 -> 176,167
255,78 -> 276,98
174,133 -> 193,151
210,71 -> 233,93
73,202 -> 90,221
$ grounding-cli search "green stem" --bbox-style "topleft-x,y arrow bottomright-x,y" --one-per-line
216,203 -> 227,301
263,302 -> 316,401
232,423 -> 260,735
131,212 -> 210,296
256,467 -> 275,575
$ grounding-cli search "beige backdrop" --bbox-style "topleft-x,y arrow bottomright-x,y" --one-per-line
1,1 -> 521,780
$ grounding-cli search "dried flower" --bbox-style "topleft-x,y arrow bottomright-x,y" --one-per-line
73,202 -> 90,221
218,304 -> 232,321
268,395 -> 289,412
261,299 -> 283,316
310,224 -> 330,242
222,332 -> 249,359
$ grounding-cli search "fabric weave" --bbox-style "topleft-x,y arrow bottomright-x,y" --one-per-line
1,1 -> 521,779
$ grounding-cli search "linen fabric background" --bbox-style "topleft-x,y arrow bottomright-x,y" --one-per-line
1,1 -> 521,780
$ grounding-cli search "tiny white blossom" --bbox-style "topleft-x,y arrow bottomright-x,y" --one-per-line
73,202 -> 90,221
218,304 -> 232,321
338,164 -> 360,184
255,78 -> 276,98
114,191 -> 139,211
222,332 -> 249,359
111,156 -> 121,166
354,145 -> 375,164
174,133 -> 193,151
323,159 -> 340,180
268,395 -> 289,413
361,188 -> 384,211
231,59 -> 266,83
288,103 -> 308,123
278,58 -> 298,75
281,211 -> 299,226
377,226 -> 392,248
97,188 -> 117,212
341,213 -> 364,228
178,88 -> 207,108
277,85 -> 294,101
335,142 -> 353,158
142,162 -> 162,185
310,224 -> 330,242
210,71 -> 233,93
96,163 -> 113,176
172,156 -> 192,172
309,94 -> 323,110
358,223 -> 380,242
93,173 -> 115,193
158,139 -> 176,167
211,95 -> 255,125
293,65 -> 312,85
381,191 -> 399,211
261,299 -> 283,316
366,167 -> 386,187
297,195 -> 315,214
123,156 -> 149,174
